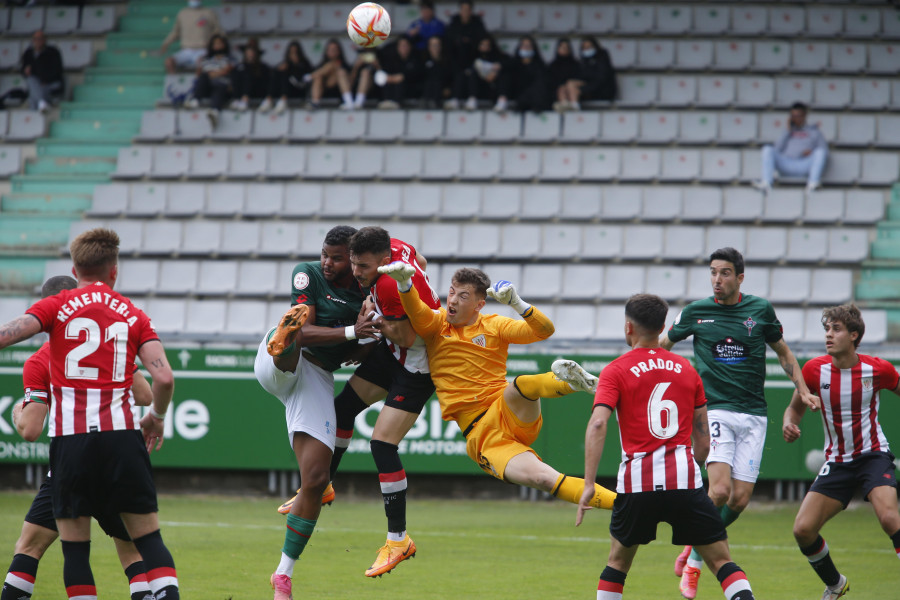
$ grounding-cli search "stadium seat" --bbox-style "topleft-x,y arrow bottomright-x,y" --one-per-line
676,40 -> 714,71
0,146 -> 21,178
541,4 -> 578,34
190,146 -> 228,179
9,7 -> 44,34
365,110 -> 405,142
680,188 -> 722,221
606,39 -> 637,69
243,3 -> 280,33
419,224 -> 461,260
541,148 -> 580,181
230,146 -> 267,178
807,6 -> 843,38
595,305 -> 626,340
443,110 -> 483,143
150,146 -> 187,179
656,5 -> 692,35
822,151 -> 861,185
810,269 -> 853,304
869,45 -> 900,75
801,191 -> 844,225
321,183 -> 362,217
329,110 -> 366,141
500,147 -> 540,181
775,77 -> 814,108
129,183 -> 167,217
405,110 -> 444,142
731,5 -> 766,35
717,112 -> 757,145
883,7 -> 900,39
219,222 -> 260,256
144,299 -> 186,336
778,308 -> 805,344
601,111 -> 638,143
582,224 -> 624,259
258,222 -> 299,258
289,109 -> 328,141
680,112 -> 718,145
637,40 -> 674,70
852,79 -> 890,111
619,5 -> 653,33
764,189 -> 805,223
305,146 -> 344,178
166,184 -> 205,217
697,76 -> 736,107
553,305 -> 596,340
685,266 -> 713,300
499,224 -> 541,259
258,38 -> 289,67
622,225 -> 663,260
700,149 -> 740,182
620,149 -> 660,181
658,76 -> 696,108
830,43 -> 868,74
876,116 -> 900,147
251,111 -> 290,141
845,7 -> 881,38
181,222 -> 221,256
356,184 -> 401,219
522,112 -> 559,143
482,111 -> 520,142
235,260 -> 280,295
579,4 -> 616,34
278,3 -> 316,32
520,264 -> 562,299
44,6 -> 79,34
421,147 -> 461,180
78,5 -> 115,34
504,4 -> 540,32
377,146 -> 421,181
695,5 -> 729,34
604,266 -> 646,301
715,40 -> 752,70
6,111 -> 44,141
836,114 -> 875,147
735,76 -> 774,108
458,147 -> 499,180
753,41 -> 790,73
642,187 -> 682,221
136,110 -> 176,142
176,110 -> 213,141
152,261 -> 197,296
787,229 -> 828,262
843,190 -> 886,224
560,112 -> 600,143
541,224 -> 581,258
860,153 -> 900,185
663,225 -> 705,261
639,112 -> 678,144
62,40 -> 93,70
280,182 -> 321,218
0,111 -> 7,138
660,149 -> 700,182
721,188 -> 762,222
562,264 -> 604,300
581,148 -> 620,180
343,146 -> 384,179
205,183 -> 244,217
769,6 -> 805,36
520,186 -> 561,220
769,268 -> 811,303
860,309 -> 888,345
88,184 -> 129,217
225,299 -> 269,336
791,42 -> 829,73
184,299 -> 227,336
646,265 -> 687,301
142,221 -> 181,255
116,260 -> 159,296
561,186 -> 601,219
814,79 -> 852,111
706,226 -> 746,255
602,187 -> 641,220
266,146 -> 304,178
441,184 -> 481,219
618,75 -> 657,107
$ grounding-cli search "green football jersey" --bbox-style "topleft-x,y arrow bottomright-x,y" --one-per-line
288,261 -> 363,372
667,294 -> 783,416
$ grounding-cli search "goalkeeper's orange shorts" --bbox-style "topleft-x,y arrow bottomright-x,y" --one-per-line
463,391 -> 543,482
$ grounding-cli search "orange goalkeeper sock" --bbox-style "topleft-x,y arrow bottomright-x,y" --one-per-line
514,372 -> 572,400
551,474 -> 617,509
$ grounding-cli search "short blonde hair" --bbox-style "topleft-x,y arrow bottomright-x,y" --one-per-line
70,227 -> 119,276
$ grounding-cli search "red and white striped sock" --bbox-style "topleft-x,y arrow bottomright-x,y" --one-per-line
597,565 -> 627,600
3,554 -> 39,599
716,562 -> 754,600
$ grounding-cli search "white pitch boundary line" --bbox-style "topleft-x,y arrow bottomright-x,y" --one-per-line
157,520 -> 893,555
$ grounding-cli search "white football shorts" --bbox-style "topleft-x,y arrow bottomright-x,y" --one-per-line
706,408 -> 768,483
254,333 -> 336,452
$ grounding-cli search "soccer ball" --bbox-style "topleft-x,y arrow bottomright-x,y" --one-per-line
805,449 -> 825,474
347,2 -> 391,49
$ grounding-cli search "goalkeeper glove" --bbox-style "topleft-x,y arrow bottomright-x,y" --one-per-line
486,280 -> 531,315
377,261 -> 415,292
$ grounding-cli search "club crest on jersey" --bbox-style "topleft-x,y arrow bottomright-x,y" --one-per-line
862,377 -> 873,391
743,316 -> 757,334
293,272 -> 309,290
471,334 -> 486,347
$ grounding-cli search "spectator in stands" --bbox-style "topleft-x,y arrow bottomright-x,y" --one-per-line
445,0 -> 487,105
508,36 -> 550,113
187,34 -> 235,128
309,38 -> 354,110
230,38 -> 270,111
407,1 -> 445,51
370,36 -> 423,109
159,0 -> 222,74
421,36 -> 452,109
20,30 -> 63,113
560,37 -> 618,109
754,102 -> 829,195
549,39 -> 580,112
258,41 -> 313,114
455,34 -> 509,111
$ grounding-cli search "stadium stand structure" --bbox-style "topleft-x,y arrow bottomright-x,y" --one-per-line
0,0 -> 898,348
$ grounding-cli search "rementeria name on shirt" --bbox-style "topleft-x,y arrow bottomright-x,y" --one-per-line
629,358 -> 683,378
55,292 -> 139,326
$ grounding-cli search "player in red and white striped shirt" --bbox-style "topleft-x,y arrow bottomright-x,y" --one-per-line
0,228 -> 179,600
578,294 -> 755,600
784,304 -> 900,600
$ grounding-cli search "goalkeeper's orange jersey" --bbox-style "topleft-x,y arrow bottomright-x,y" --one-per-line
397,284 -> 554,432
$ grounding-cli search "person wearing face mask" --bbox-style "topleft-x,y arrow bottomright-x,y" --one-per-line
159,0 -> 222,74
187,34 -> 236,128
549,39 -> 580,113
507,35 -> 551,113
459,35 -> 510,111
753,102 -> 829,196
561,36 -> 617,111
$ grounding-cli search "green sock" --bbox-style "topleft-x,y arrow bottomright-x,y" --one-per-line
689,505 -> 742,564
282,515 -> 316,559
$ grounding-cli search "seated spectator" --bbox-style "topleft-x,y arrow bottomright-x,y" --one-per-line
456,35 -> 509,111
549,39 -> 580,112
508,35 -> 550,113
160,0 -> 222,74
186,34 -> 235,128
421,36 -> 451,109
407,1 -> 445,51
754,102 -> 829,195
258,41 -> 313,114
20,30 -> 63,113
309,38 -> 354,110
371,36 -> 423,109
566,37 -> 618,108
230,38 -> 270,111
445,0 -> 487,104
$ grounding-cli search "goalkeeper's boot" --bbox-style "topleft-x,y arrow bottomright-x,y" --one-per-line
270,573 -> 292,600
364,535 -> 416,578
552,359 -> 599,394
277,483 -> 335,514
674,545 -> 692,577
679,565 -> 701,600
267,304 -> 311,357
821,575 -> 850,600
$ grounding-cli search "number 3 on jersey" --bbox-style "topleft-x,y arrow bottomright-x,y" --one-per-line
648,382 -> 678,440
65,317 -> 129,381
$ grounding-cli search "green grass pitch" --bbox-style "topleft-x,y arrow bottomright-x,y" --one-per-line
1,491 -> 898,599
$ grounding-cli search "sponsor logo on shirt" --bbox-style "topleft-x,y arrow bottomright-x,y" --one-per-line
697,319 -> 715,324
326,294 -> 348,305
822,383 -> 831,390
711,337 -> 748,364
743,316 -> 757,335
293,272 -> 309,290
471,334 -> 486,347
295,294 -> 308,304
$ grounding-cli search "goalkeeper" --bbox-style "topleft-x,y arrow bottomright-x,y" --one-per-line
377,262 -> 616,510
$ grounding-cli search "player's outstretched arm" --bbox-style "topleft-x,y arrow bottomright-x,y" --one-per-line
782,389 -> 807,444
0,315 -> 41,350
137,340 -> 175,453
577,405 -> 611,527
379,262 -> 441,337
770,338 -> 820,410
487,280 -> 531,315
488,280 -> 555,342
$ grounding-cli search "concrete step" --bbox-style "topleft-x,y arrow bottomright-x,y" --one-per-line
37,140 -> 124,158
0,257 -> 58,290
60,103 -> 148,121
49,119 -> 139,142
871,239 -> 900,260
0,215 -> 74,251
83,70 -> 164,85
118,15 -> 172,35
74,83 -> 162,104
11,174 -> 108,195
1,193 -> 92,215
25,156 -> 116,176
96,50 -> 166,69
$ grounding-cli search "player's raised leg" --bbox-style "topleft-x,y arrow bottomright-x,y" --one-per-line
793,491 -> 850,600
